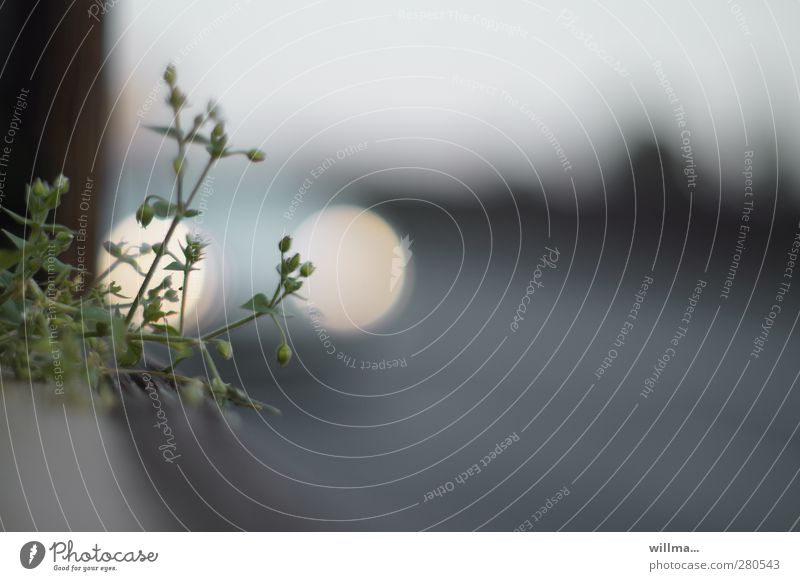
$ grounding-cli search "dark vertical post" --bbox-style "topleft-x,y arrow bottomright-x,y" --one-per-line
0,1 -> 107,277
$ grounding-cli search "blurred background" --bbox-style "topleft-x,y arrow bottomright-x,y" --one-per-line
1,0 -> 799,531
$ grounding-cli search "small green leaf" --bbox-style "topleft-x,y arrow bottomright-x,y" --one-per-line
49,258 -> 77,274
144,125 -> 210,145
240,293 -> 275,314
0,298 -> 22,324
103,241 -> 123,258
151,199 -> 178,218
0,248 -> 22,270
2,207 -> 37,227
136,203 -> 155,227
149,322 -> 180,335
117,254 -> 144,274
80,306 -> 112,323
110,316 -> 140,367
167,344 -> 195,370
3,229 -> 27,249
164,261 -> 186,271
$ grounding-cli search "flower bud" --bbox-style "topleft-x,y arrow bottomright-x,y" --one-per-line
299,261 -> 315,277
55,231 -> 74,250
163,64 -> 177,86
208,124 -> 228,157
136,203 -> 155,227
276,343 -> 292,367
31,178 -> 48,198
169,87 -> 186,109
53,174 -> 70,194
216,340 -> 233,360
287,253 -> 300,272
278,235 -> 292,253
246,149 -> 266,162
211,122 -> 225,140
283,278 -> 302,294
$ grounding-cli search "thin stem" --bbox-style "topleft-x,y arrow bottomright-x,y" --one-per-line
271,250 -> 285,304
128,332 -> 198,345
178,266 -> 190,334
105,367 -> 194,384
184,157 -> 215,208
92,259 -> 122,286
199,342 -> 225,387
123,217 -> 181,324
124,158 -> 214,325
174,110 -> 186,207
201,312 -> 259,342
200,268 -> 286,342
269,313 -> 287,344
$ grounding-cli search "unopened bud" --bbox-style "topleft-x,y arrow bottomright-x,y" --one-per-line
53,174 -> 70,194
246,149 -> 266,162
163,64 -> 177,86
287,253 -> 300,272
278,235 -> 292,253
283,278 -> 302,293
31,179 -> 48,198
136,203 -> 155,228
299,261 -> 315,277
276,343 -> 292,367
216,340 -> 233,360
55,231 -> 73,246
169,87 -> 186,109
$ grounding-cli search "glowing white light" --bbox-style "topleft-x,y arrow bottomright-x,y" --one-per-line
294,206 -> 408,332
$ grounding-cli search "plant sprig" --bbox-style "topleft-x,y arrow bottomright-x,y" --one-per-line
0,65 -> 313,414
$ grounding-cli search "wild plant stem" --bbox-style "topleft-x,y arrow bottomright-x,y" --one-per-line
199,342 -> 224,386
174,110 -> 186,207
178,265 -> 191,334
127,332 -> 198,345
105,367 -> 194,384
123,157 -> 214,325
200,276 -> 286,342
271,250 -> 285,304
201,313 -> 259,342
269,313 -> 287,344
123,217 -> 181,325
92,259 -> 122,286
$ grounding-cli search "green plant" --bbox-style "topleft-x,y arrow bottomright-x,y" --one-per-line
0,65 -> 313,413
